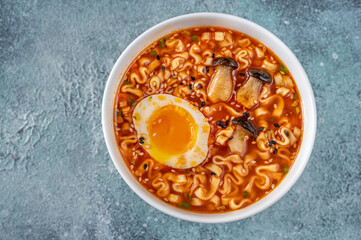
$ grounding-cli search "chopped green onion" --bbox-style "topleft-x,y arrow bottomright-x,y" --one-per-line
117,110 -> 122,116
243,191 -> 249,198
149,96 -> 152,99
133,116 -> 137,120
295,107 -> 300,115
178,202 -> 191,209
293,93 -> 297,99
283,166 -> 289,173
186,194 -> 193,202
165,37 -> 170,40
279,63 -> 289,74
123,79 -> 130,85
291,101 -> 298,107
191,35 -> 198,42
149,50 -> 157,56
159,40 -> 165,48
128,97 -> 135,106
183,30 -> 190,35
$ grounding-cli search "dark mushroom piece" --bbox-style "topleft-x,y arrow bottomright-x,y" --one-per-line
236,68 -> 271,109
228,117 -> 258,155
207,57 -> 238,103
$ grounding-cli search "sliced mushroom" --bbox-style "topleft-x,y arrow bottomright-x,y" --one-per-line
228,117 -> 258,155
236,68 -> 271,109
207,57 -> 238,103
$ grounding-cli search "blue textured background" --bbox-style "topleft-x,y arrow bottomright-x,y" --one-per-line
1,0 -> 360,239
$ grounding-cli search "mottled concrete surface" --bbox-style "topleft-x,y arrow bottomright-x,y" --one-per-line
0,0 -> 360,239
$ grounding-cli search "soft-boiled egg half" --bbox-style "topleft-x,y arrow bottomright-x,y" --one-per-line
132,94 -> 210,169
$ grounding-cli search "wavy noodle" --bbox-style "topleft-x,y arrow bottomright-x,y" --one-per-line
215,126 -> 234,145
194,176 -> 220,200
189,44 -> 202,64
189,174 -> 207,196
197,65 -> 208,76
212,154 -> 243,171
202,50 -> 213,65
234,48 -> 250,70
237,38 -> 251,47
145,75 -> 162,94
262,58 -> 279,72
203,103 -> 242,117
205,163 -> 223,177
273,126 -> 297,147
173,85 -> 191,97
254,164 -> 283,189
119,135 -> 138,154
259,94 -> 285,118
135,159 -> 155,178
121,76 -> 143,97
229,198 -> 252,210
277,147 -> 292,162
218,32 -> 233,47
166,38 -> 185,52
152,173 -> 187,197
172,175 -> 193,193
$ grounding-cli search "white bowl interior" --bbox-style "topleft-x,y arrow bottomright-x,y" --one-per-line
102,13 -> 317,223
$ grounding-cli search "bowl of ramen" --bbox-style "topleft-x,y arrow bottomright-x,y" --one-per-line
102,13 -> 317,223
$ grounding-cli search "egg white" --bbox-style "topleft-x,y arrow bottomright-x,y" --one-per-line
132,94 -> 210,169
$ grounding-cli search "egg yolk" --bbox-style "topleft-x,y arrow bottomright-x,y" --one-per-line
147,105 -> 198,158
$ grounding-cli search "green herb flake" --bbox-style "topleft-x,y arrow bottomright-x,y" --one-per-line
165,37 -> 170,40
243,191 -> 249,198
295,107 -> 300,115
159,40 -> 165,48
268,129 -> 271,132
279,63 -> 289,74
133,116 -> 137,120
149,96 -> 152,99
283,166 -> 289,173
186,194 -> 193,202
161,66 -> 165,72
183,30 -> 190,35
149,50 -> 157,56
117,109 -> 122,116
293,93 -> 297,99
270,117 -> 274,122
191,35 -> 198,42
178,202 -> 191,209
291,101 -> 298,107
123,79 -> 130,85
128,97 -> 135,106
167,88 -> 172,92
239,136 -> 244,141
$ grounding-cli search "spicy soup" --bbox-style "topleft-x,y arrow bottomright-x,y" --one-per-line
113,27 -> 302,213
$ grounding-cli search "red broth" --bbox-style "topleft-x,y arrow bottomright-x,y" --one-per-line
113,27 -> 302,213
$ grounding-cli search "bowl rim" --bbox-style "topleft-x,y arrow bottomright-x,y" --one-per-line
102,12 -> 317,223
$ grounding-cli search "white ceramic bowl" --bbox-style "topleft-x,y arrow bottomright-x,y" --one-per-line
102,13 -> 317,223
